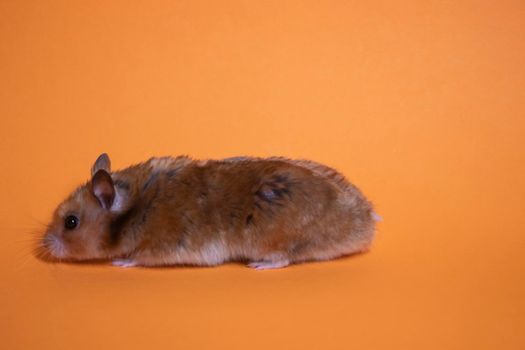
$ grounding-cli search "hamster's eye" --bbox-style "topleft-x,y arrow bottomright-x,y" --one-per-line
64,215 -> 79,230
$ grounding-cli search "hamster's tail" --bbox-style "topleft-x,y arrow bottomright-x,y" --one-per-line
371,211 -> 383,222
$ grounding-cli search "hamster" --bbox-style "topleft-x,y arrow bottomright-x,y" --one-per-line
37,154 -> 378,270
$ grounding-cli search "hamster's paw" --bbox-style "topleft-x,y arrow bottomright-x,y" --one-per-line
112,259 -> 138,268
248,259 -> 289,270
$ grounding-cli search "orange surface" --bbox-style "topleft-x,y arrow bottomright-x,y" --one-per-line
1,1 -> 524,349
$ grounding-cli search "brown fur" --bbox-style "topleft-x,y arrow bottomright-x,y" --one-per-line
39,154 -> 377,269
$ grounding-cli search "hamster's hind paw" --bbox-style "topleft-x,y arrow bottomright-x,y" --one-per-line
248,260 -> 289,270
112,259 -> 138,268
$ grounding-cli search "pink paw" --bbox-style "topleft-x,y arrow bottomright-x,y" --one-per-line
248,260 -> 289,270
112,259 -> 138,268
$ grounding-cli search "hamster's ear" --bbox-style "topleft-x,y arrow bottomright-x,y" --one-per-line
92,153 -> 111,176
91,170 -> 115,210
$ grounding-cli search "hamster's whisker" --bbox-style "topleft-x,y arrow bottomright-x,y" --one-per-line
14,250 -> 37,272
29,216 -> 50,228
16,235 -> 44,244
32,244 -> 52,262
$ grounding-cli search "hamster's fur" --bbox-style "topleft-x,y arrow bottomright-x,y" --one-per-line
38,154 -> 377,269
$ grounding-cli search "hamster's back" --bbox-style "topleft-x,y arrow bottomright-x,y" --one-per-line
178,158 -> 376,263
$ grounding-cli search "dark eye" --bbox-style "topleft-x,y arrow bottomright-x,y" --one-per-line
64,215 -> 79,230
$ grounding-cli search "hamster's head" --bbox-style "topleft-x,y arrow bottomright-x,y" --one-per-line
39,153 -> 127,262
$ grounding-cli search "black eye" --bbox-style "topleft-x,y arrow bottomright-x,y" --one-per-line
64,215 -> 79,230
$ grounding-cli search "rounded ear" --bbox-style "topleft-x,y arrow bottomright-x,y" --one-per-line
91,153 -> 111,176
91,169 -> 115,210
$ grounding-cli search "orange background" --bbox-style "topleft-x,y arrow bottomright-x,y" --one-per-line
1,1 -> 524,349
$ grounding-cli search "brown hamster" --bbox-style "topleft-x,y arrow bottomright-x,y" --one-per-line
38,154 -> 378,269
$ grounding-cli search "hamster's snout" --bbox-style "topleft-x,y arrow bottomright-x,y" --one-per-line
42,233 -> 67,259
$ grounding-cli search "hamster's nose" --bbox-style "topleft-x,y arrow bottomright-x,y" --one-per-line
43,234 -> 67,258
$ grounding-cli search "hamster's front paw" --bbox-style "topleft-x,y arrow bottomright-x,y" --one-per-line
112,259 -> 138,268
